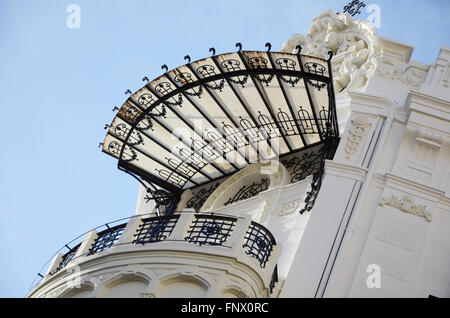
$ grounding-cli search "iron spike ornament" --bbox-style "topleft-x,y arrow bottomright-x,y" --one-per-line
341,0 -> 366,16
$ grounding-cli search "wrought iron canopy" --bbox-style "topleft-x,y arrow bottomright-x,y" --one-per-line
102,49 -> 339,210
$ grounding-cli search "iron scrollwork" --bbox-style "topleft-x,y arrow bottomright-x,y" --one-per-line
247,57 -> 274,86
114,123 -> 144,146
224,178 -> 269,206
276,58 -> 301,86
270,265 -> 278,294
304,62 -> 327,91
137,93 -> 167,118
342,0 -> 366,16
283,125 -> 339,214
140,180 -> 180,216
123,105 -> 155,132
186,183 -> 220,211
196,65 -> 225,91
174,73 -> 203,98
221,59 -> 248,87
108,140 -> 138,162
155,82 -> 183,106
282,149 -> 324,184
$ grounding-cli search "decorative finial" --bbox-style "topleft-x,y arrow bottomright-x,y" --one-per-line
161,64 -> 168,72
142,76 -> 149,83
98,142 -> 104,149
125,89 -> 132,95
104,124 -> 110,130
295,45 -> 302,55
235,42 -> 242,52
328,50 -> 334,61
265,42 -> 272,52
112,106 -> 119,112
209,47 -> 216,56
341,0 -> 366,16
184,55 -> 191,63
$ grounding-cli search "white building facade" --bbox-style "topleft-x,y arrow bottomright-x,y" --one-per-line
28,9 -> 449,298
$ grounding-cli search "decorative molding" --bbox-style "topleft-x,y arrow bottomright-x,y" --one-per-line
279,201 -> 299,216
345,116 -> 372,160
405,91 -> 450,134
385,173 -> 444,200
228,277 -> 254,298
376,56 -> 428,88
324,160 -> 368,181
201,161 -> 287,212
374,253 -> 408,281
379,194 -> 432,222
281,9 -> 379,94
44,285 -> 67,298
402,128 -> 443,182
348,92 -> 391,117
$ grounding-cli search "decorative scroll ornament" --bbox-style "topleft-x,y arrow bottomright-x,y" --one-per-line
186,183 -> 220,211
224,179 -> 270,206
281,9 -> 379,94
279,201 -> 298,216
345,116 -> 372,160
376,56 -> 428,89
282,148 -> 325,183
379,195 -> 432,222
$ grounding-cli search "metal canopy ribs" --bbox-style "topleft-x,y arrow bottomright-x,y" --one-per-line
102,49 -> 339,215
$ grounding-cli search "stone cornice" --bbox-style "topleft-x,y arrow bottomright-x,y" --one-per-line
385,172 -> 445,202
405,90 -> 450,130
325,160 -> 368,181
378,36 -> 414,63
437,196 -> 450,212
348,91 -> 392,117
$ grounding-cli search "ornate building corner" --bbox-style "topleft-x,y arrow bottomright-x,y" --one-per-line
281,9 -> 379,94
378,194 -> 432,222
345,116 -> 372,160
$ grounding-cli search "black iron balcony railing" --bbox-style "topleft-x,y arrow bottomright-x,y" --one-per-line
30,211 -> 278,295
243,222 -> 276,268
88,224 -> 126,255
51,243 -> 81,274
185,214 -> 237,246
134,215 -> 179,244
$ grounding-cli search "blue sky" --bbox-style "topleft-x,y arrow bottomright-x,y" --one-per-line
0,0 -> 448,297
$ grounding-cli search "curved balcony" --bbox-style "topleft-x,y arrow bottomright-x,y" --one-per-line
28,210 -> 280,298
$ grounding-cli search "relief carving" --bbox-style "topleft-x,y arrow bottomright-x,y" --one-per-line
379,194 -> 432,222
345,116 -> 372,160
279,201 -> 299,216
282,9 -> 379,94
376,56 -> 427,88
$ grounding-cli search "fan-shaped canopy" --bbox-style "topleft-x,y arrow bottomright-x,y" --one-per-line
102,50 -> 338,197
